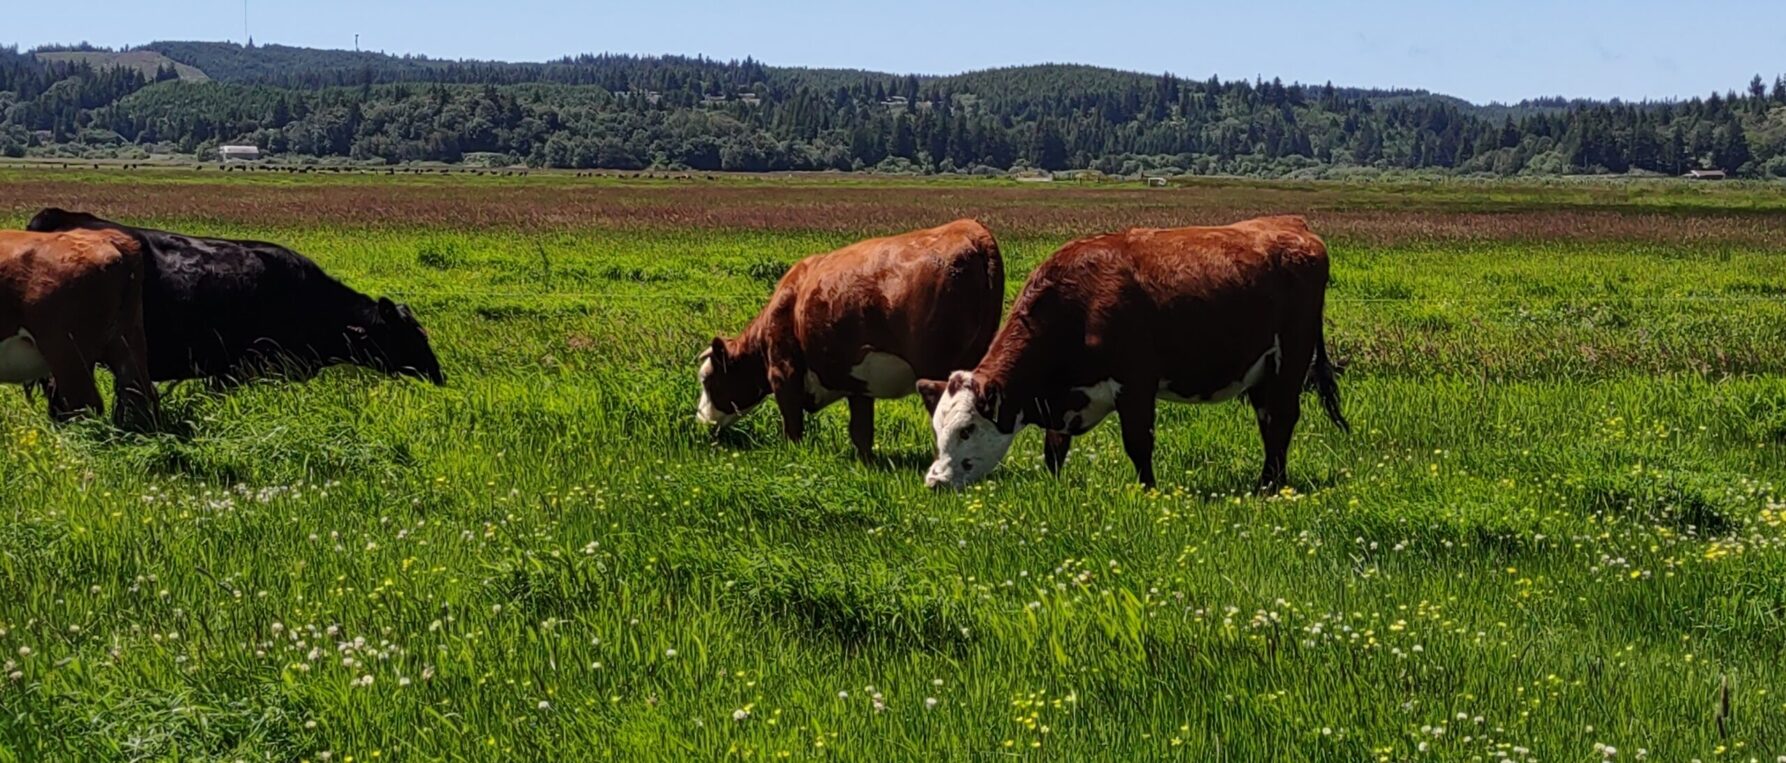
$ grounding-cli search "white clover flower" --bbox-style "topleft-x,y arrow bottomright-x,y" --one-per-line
732,708 -> 750,721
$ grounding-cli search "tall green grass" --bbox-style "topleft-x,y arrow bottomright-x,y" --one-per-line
1,185 -> 1785,760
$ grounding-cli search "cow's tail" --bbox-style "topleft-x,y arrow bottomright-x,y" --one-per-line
1309,326 -> 1349,433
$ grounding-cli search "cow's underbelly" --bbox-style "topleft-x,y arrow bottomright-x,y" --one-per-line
851,351 -> 918,398
0,329 -> 51,383
1058,336 -> 1283,433
1160,335 -> 1282,404
806,351 -> 918,408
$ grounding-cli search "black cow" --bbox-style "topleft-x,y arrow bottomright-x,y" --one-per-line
26,208 -> 445,387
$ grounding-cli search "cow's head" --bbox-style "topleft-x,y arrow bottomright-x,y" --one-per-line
25,207 -> 108,233
920,371 -> 1022,489
696,337 -> 769,428
353,297 -> 446,386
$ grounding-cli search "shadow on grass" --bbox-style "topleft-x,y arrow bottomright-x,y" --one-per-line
863,448 -> 934,474
709,425 -> 776,451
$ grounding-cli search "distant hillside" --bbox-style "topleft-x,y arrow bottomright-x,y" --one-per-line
34,49 -> 207,82
3,41 -> 1783,179
141,41 -> 1469,109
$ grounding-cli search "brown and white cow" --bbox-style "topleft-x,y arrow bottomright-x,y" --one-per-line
698,219 -> 1003,459
1,229 -> 158,429
919,215 -> 1346,490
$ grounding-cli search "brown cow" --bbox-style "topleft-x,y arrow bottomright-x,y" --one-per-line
0,229 -> 158,429
697,219 -> 1004,460
919,215 -> 1346,490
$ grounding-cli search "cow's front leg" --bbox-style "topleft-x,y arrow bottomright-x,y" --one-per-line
1116,389 -> 1157,488
1044,431 -> 1073,476
773,380 -> 806,443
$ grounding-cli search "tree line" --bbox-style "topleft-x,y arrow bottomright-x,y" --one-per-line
5,43 -> 1785,177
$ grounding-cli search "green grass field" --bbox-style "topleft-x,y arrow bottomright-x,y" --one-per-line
2,170 -> 1786,761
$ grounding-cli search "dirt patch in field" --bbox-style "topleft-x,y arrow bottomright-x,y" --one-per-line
5,177 -> 1785,247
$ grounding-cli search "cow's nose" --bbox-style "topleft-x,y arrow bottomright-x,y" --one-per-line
925,465 -> 951,490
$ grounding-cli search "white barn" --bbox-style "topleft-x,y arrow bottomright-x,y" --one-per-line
219,145 -> 261,161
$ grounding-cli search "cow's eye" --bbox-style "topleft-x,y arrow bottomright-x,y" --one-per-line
959,424 -> 976,440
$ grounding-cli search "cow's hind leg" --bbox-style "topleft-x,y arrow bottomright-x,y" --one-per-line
1044,431 -> 1073,476
848,395 -> 875,461
1116,388 -> 1158,488
1248,379 -> 1303,494
103,327 -> 159,431
36,342 -> 102,423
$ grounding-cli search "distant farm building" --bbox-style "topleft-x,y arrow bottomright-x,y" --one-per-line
219,145 -> 261,162
1146,176 -> 1169,187
1684,169 -> 1726,180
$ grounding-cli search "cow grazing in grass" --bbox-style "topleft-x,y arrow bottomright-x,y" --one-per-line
26,208 -> 445,387
698,219 -> 1004,460
1,229 -> 158,428
920,215 -> 1347,490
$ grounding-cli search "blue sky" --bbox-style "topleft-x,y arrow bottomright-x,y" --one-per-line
10,0 -> 1784,104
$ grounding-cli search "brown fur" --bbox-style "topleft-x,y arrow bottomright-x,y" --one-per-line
0,229 -> 158,428
921,215 -> 1345,488
703,219 -> 1003,458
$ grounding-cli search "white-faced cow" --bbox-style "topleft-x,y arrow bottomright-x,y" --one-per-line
698,219 -> 1003,460
1,229 -> 158,429
919,215 -> 1347,490
26,208 -> 444,387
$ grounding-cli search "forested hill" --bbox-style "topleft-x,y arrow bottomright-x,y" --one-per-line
3,41 -> 1784,178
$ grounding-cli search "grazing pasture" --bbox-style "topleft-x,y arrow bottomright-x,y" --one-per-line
2,169 -> 1785,760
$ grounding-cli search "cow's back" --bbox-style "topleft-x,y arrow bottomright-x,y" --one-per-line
1124,216 -> 1328,304
786,219 -> 1002,379
1017,216 -> 1329,393
0,230 -> 140,312
136,231 -> 359,379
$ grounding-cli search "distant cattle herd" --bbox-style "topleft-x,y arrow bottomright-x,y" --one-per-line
2,205 -> 1345,491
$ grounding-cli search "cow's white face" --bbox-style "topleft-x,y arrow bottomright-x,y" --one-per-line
924,372 -> 1019,489
696,338 -> 771,428
695,356 -> 740,427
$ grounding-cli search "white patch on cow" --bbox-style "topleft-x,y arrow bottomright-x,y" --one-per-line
925,373 -> 1022,489
1158,335 -> 1282,404
1063,379 -> 1122,433
695,357 -> 741,428
0,329 -> 50,384
851,351 -> 917,399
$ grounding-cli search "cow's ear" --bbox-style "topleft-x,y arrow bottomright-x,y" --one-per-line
377,297 -> 398,316
916,379 -> 946,411
709,337 -> 727,362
